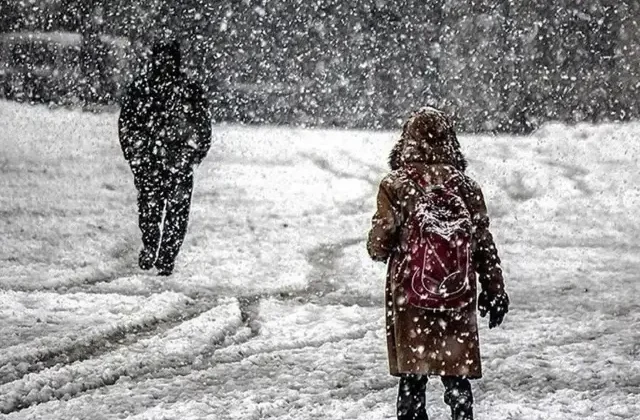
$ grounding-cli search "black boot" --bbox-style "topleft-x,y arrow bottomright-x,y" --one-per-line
155,260 -> 174,276
397,375 -> 429,420
442,377 -> 473,420
138,248 -> 156,270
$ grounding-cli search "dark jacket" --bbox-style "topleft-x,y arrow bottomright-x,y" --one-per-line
118,73 -> 212,170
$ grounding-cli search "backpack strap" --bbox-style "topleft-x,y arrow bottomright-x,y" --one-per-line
404,172 -> 426,195
403,165 -> 429,191
399,169 -> 427,221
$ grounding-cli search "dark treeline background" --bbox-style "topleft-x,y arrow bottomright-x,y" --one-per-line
0,0 -> 638,132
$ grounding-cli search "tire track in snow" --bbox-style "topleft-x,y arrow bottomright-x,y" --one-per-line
0,240 -> 139,294
540,159 -> 593,196
6,324 -> 386,420
227,237 -> 372,308
304,237 -> 364,296
129,321 -> 377,388
72,301 -> 383,410
1,230 -> 376,415
0,294 -> 225,388
1,285 -> 289,414
0,299 -> 243,415
300,152 -> 381,188
296,151 -> 380,304
301,152 -> 379,215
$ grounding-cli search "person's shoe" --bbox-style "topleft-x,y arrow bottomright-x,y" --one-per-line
451,410 -> 473,420
450,404 -> 473,420
155,260 -> 174,276
138,248 -> 156,270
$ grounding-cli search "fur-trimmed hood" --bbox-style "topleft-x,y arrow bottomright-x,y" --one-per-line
389,107 -> 467,172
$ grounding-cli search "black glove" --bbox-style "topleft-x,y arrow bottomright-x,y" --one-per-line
478,290 -> 509,329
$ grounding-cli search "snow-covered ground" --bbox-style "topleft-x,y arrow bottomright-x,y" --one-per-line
0,101 -> 638,419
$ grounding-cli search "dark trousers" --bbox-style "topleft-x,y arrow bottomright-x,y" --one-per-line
134,164 -> 193,270
398,375 -> 473,420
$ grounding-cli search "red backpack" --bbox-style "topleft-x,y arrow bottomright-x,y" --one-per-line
402,168 -> 475,311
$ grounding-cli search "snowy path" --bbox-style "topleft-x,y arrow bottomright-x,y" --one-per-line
0,102 -> 638,419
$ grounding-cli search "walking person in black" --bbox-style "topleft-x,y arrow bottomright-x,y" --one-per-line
118,40 -> 212,276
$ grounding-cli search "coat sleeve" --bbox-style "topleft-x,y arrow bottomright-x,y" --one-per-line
184,83 -> 212,165
117,83 -> 146,163
367,176 -> 400,262
461,177 -> 506,295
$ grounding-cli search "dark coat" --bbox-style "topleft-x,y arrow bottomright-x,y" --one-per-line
118,73 -> 212,171
367,108 -> 505,378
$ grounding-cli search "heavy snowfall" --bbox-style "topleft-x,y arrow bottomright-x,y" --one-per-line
2,2 -> 640,419
1,101 -> 638,419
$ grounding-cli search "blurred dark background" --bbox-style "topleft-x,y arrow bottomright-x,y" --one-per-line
0,0 -> 636,132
